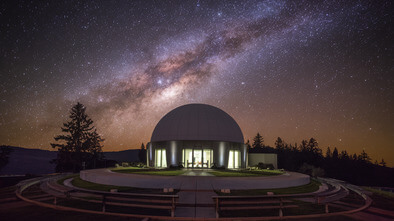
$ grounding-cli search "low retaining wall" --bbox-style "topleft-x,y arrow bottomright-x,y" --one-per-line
80,169 -> 310,190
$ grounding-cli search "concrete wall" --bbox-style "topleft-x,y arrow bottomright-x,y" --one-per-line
248,153 -> 278,169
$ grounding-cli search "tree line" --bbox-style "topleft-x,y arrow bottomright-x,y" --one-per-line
247,133 -> 394,187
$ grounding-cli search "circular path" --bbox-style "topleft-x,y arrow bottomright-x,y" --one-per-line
80,169 -> 310,190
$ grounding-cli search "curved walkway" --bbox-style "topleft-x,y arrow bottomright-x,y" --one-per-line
80,169 -> 310,190
80,169 -> 310,218
13,175 -> 386,220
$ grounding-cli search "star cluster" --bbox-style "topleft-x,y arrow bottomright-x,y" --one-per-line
0,1 -> 393,165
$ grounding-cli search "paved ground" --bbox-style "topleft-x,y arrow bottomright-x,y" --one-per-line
80,168 -> 310,190
175,172 -> 217,218
78,168 -> 311,218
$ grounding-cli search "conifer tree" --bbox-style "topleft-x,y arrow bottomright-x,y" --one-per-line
326,147 -> 332,158
275,137 -> 285,150
379,158 -> 386,167
245,140 -> 251,150
138,143 -> 146,163
51,102 -> 104,172
359,150 -> 371,163
252,133 -> 264,149
332,147 -> 339,159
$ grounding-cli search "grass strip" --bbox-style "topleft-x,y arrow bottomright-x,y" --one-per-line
209,169 -> 283,177
112,167 -> 186,176
57,174 -> 79,185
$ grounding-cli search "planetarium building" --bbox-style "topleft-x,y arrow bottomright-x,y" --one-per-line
147,104 -> 247,169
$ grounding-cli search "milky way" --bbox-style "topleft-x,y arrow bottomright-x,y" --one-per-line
0,1 -> 393,165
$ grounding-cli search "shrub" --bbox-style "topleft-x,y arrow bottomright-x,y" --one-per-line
299,163 -> 325,177
211,163 -> 226,170
169,165 -> 180,169
121,162 -> 129,167
265,164 -> 275,170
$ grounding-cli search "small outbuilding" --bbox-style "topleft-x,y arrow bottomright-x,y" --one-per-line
147,104 -> 247,169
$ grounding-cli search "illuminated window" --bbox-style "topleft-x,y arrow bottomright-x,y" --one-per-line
155,149 -> 167,168
203,149 -> 213,168
228,150 -> 241,169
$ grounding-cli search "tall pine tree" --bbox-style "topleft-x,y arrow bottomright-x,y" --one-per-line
252,133 -> 264,149
51,102 -> 104,172
275,137 -> 285,150
138,143 -> 146,163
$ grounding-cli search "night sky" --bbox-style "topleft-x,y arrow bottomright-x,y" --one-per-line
1,1 -> 393,165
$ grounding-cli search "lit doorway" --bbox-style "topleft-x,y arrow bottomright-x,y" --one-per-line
182,149 -> 213,168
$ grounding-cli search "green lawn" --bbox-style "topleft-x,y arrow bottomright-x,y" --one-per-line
131,170 -> 186,176
57,174 -> 79,185
111,167 -> 186,176
208,169 -> 284,177
111,166 -> 145,171
217,179 -> 321,196
112,167 -> 284,177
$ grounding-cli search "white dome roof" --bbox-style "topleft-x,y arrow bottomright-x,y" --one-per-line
151,104 -> 244,143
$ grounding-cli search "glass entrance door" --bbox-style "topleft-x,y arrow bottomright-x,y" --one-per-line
203,149 -> 212,168
182,148 -> 213,168
194,150 -> 202,168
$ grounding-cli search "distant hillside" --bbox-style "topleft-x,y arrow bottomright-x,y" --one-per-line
103,149 -> 140,163
1,146 -> 57,175
0,146 -> 140,175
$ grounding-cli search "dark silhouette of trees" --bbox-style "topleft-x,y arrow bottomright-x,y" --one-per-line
359,149 -> 371,163
380,158 -> 386,167
245,140 -> 251,150
247,133 -> 394,187
332,147 -> 339,159
339,150 -> 349,160
299,139 -> 308,152
51,102 -> 104,172
326,147 -> 332,158
252,133 -> 264,149
138,143 -> 146,163
275,137 -> 285,150
307,138 -> 321,155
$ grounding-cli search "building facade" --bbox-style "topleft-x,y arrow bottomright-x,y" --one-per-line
147,104 -> 247,169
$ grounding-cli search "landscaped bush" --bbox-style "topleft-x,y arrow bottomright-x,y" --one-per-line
167,162 -> 184,169
121,162 -> 129,167
169,164 -> 184,169
211,163 -> 225,169
299,163 -> 325,177
127,162 -> 146,167
257,162 -> 274,170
